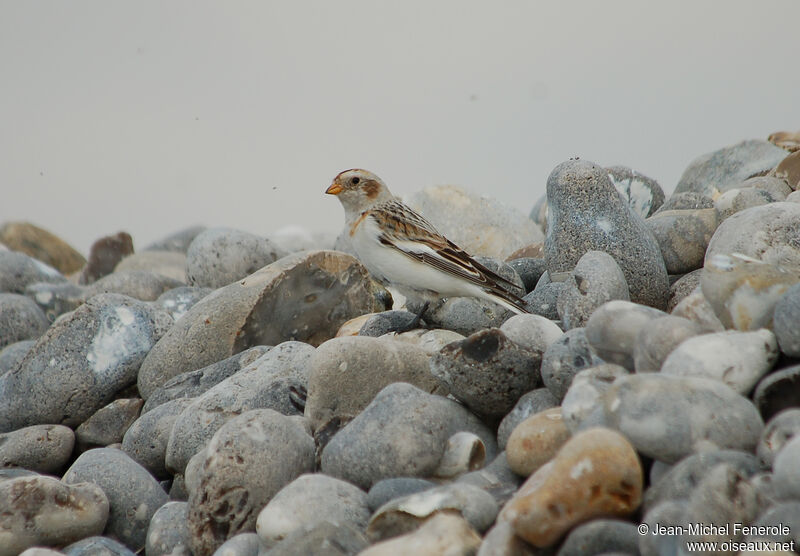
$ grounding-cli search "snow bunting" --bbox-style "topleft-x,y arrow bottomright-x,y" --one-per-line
326,169 -> 529,315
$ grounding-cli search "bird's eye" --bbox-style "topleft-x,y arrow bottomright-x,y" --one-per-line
351,177 -> 360,185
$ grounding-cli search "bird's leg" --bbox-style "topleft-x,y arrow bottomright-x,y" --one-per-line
403,301 -> 429,332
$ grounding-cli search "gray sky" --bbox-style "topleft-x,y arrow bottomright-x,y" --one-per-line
2,1 -> 798,254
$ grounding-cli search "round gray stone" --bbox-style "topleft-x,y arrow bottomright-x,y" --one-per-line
656,191 -> 714,213
632,315 -> 702,373
584,300 -> 667,370
772,435 -> 800,500
715,187 -> 777,220
153,286 -> 213,322
367,478 -> 436,512
0,293 -> 49,349
144,226 -> 207,253
540,328 -> 604,401
146,501 -> 190,556
0,424 -> 74,473
63,536 -> 138,556
506,257 -> 547,293
561,364 -> 629,433
557,518 -> 639,556
497,387 -> 558,449
0,340 -> 34,377
758,409 -> 800,468
84,270 -> 184,302
75,398 -> 143,451
645,208 -> 719,274
0,251 -> 66,294
24,281 -> 86,322
774,283 -> 800,357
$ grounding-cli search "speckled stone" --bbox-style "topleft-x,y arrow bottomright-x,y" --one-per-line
753,364 -> 800,421
320,383 -> 496,490
144,226 -> 207,253
771,435 -> 800,500
561,364 -> 629,432
632,315 -> 702,373
360,513 -> 481,556
606,165 -> 665,218
63,448 -> 167,552
557,518 -> 640,556
774,283 -> 800,357
544,159 -> 669,309
408,184 -> 544,260
657,192 -> 715,212
661,328 -> 778,393
358,310 -> 422,337
187,409 -> 315,555
556,250 -> 630,330
153,286 -> 212,322
507,257 -> 547,293
114,250 -> 188,283
701,253 -> 799,331
638,500 -> 690,556
523,278 -> 566,321
715,187 -> 777,220
506,407 -> 570,477
601,374 -> 764,463
456,451 -> 523,507
0,250 -> 67,294
83,269 -> 184,302
502,427 -> 642,547
75,397 -> 143,450
0,293 -> 172,432
0,475 -> 108,556
746,502 -> 800,547
757,409 -> 800,468
63,536 -> 139,555
674,139 -> 788,197
429,328 -> 542,418
146,501 -> 190,556
263,522 -> 368,556
497,388 -> 559,449
305,336 -> 444,431
24,281 -> 86,322
138,250 -> 374,398
0,222 -> 85,275
0,340 -> 34,376
740,175 -> 793,199
669,286 -> 725,333
667,269 -> 703,311
584,300 -> 667,371
0,293 -> 49,348
645,208 -> 719,274
0,424 -> 74,472
367,478 -> 436,512
78,231 -> 134,284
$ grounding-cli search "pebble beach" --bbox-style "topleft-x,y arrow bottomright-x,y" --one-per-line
1,135 -> 800,555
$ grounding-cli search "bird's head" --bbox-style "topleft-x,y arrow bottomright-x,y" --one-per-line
326,169 -> 393,213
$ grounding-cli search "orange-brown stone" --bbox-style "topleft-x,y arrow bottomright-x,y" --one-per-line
506,407 -> 571,477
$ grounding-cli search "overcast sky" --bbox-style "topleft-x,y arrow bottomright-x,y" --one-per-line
2,1 -> 798,254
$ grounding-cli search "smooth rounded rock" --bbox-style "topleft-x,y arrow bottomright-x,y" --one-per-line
715,187 -> 777,220
604,374 -> 763,462
0,293 -> 171,432
186,227 -> 286,288
674,139 -> 788,197
506,257 -> 547,293
145,226 -> 207,253
255,473 -> 370,548
0,293 -> 49,348
606,165 -> 665,218
305,336 -> 442,431
408,184 -> 544,260
154,286 -> 212,322
758,409 -> 800,468
430,328 -> 542,418
456,451 -> 523,507
523,279 -> 566,321
75,398 -> 143,451
367,478 -> 436,512
740,175 -> 793,199
556,250 -> 630,330
389,328 -> 466,356
541,328 -> 604,401
320,383 -> 496,490
645,208 -> 719,274
138,250 -> 374,398
561,364 -> 629,433
146,501 -> 190,556
24,281 -> 86,322
502,427 -> 643,548
166,342 -> 313,474
497,387 -> 558,449
670,285 -> 725,332
78,232 -> 135,284
661,329 -> 778,393
499,313 -> 563,353
85,270 -> 184,302
0,340 -> 34,376
63,536 -> 138,555
0,251 -> 66,294
0,475 -> 108,556
262,521 -> 367,556
358,310 -> 421,337
557,518 -> 640,556
657,191 -> 714,212
705,202 -> 800,273
772,435 -> 800,500
753,364 -> 800,421
667,268 -> 703,311
0,222 -> 85,275
544,159 -> 669,309
632,315 -> 702,373
0,424 -> 74,473
638,500 -> 690,556
367,482 -> 498,541
774,283 -> 800,357
506,407 -> 570,477
63,448 -> 168,552
701,253 -> 799,330
360,513 -> 481,556
114,250 -> 188,283
584,300 -> 667,370
187,409 -> 315,556
746,502 -> 800,546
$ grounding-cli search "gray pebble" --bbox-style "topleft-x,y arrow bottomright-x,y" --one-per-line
638,500 -> 690,556
499,313 -> 563,354
75,398 -> 143,451
747,502 -> 800,545
645,208 -> 719,274
656,191 -> 714,212
607,165 -> 665,218
367,478 -> 436,512
0,340 -> 34,376
166,341 -> 313,474
263,521 -> 368,556
557,518 -> 640,556
0,424 -> 74,473
506,257 -> 547,293
153,286 -> 213,322
740,175 -> 793,200
84,270 -> 184,302
144,226 -> 207,253
497,388 -> 558,449
255,473 -> 370,548
0,293 -> 49,348
63,447 -> 168,552
146,501 -> 190,556
772,435 -> 800,500
63,536 -> 138,556
0,250 -> 66,294
602,374 -> 764,463
758,409 -> 800,468
561,364 -> 629,432
715,187 -> 777,220
633,315 -> 702,373
523,278 -> 566,321
643,449 -> 761,511
122,397 -> 195,479
544,159 -> 669,309
24,281 -> 86,322
138,250 -> 374,398
187,409 -> 315,555
667,269 -> 702,311
541,328 -> 604,402
584,300 -> 666,370
456,451 -> 524,507
556,250 -> 630,330
305,336 -> 443,431
753,364 -> 800,422
359,310 -> 420,337
114,251 -> 188,284
774,283 -> 800,357
142,346 -> 270,413
669,285 -> 725,333
674,139 -> 788,197
210,533 -> 260,556
429,327 -> 542,418
0,475 -> 108,555
320,383 -> 496,490
0,293 -> 171,432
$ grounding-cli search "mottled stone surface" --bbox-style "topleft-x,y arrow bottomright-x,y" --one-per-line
0,424 -> 74,473
0,251 -> 66,294
0,293 -> 49,348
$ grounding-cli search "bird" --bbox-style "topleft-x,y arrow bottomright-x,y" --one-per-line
325,169 -> 529,318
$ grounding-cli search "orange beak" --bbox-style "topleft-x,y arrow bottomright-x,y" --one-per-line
325,182 -> 343,195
